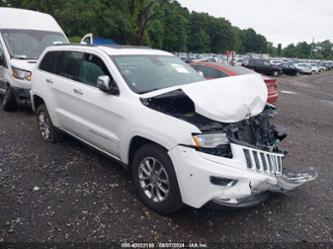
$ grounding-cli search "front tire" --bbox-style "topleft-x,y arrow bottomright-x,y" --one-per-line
36,104 -> 63,143
132,143 -> 183,214
3,84 -> 17,111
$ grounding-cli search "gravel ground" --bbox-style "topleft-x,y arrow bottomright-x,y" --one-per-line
0,72 -> 332,247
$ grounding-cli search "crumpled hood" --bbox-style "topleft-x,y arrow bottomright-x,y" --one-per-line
10,59 -> 37,72
142,74 -> 268,123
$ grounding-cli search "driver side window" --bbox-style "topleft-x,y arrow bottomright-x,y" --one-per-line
0,42 -> 7,68
79,53 -> 111,87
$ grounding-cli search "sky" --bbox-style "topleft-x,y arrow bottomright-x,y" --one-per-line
177,0 -> 333,47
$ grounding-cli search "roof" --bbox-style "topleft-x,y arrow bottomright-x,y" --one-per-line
0,7 -> 64,33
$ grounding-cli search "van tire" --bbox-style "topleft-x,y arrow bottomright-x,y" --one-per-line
132,143 -> 183,214
36,104 -> 64,143
3,84 -> 17,111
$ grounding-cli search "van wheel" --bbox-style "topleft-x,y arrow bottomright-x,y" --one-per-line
312,71 -> 315,75
132,143 -> 183,214
273,71 -> 278,77
3,84 -> 17,111
36,104 -> 63,143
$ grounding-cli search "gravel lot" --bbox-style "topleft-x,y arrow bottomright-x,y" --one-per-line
0,72 -> 332,247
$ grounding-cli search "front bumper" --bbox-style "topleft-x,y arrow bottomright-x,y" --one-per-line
12,87 -> 31,106
168,144 -> 317,208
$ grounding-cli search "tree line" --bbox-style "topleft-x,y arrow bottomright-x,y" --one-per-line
1,0 -> 332,59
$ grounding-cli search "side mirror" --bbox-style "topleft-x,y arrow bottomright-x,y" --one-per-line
198,71 -> 204,78
97,75 -> 119,95
0,54 -> 3,65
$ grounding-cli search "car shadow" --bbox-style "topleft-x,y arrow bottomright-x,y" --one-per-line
0,96 -> 34,115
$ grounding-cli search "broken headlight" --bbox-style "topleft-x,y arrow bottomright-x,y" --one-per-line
192,133 -> 232,158
192,133 -> 228,148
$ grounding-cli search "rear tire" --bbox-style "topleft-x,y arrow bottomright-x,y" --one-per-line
36,104 -> 64,143
3,84 -> 17,111
132,143 -> 183,214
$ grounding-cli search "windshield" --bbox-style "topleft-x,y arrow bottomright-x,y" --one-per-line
112,55 -> 204,94
1,29 -> 67,60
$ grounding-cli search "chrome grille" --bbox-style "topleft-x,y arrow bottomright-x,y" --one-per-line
243,148 -> 283,174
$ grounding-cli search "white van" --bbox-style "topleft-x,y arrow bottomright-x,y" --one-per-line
0,7 -> 68,111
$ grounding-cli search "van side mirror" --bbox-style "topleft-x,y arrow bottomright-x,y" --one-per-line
0,54 -> 3,66
97,75 -> 119,95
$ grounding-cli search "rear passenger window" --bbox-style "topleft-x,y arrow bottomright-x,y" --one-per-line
79,53 -> 110,87
39,51 -> 60,73
56,51 -> 83,81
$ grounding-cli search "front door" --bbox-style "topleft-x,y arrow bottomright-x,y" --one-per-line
0,41 -> 8,94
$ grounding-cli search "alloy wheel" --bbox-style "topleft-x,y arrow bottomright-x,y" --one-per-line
138,156 -> 170,203
38,112 -> 51,140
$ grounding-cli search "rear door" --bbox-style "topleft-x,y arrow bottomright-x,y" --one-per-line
49,51 -> 85,134
52,51 -> 121,156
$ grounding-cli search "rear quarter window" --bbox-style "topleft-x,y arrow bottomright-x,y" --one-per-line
39,51 -> 60,73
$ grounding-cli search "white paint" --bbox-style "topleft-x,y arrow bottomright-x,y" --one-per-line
31,45 -> 316,210
0,7 -> 65,32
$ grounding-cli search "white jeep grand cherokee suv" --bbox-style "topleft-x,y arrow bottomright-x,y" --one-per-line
30,45 -> 317,214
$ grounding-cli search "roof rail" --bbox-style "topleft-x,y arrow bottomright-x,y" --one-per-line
97,44 -> 153,49
54,43 -> 152,50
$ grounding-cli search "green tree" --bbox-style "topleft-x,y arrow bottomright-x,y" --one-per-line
282,44 -> 297,57
187,12 -> 211,53
161,1 -> 189,51
129,0 -> 168,45
295,41 -> 311,58
208,17 -> 235,53
277,43 -> 282,56
320,40 -> 333,59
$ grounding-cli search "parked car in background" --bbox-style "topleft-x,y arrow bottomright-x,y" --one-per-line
294,63 -> 314,74
307,63 -> 321,73
31,45 -> 316,213
191,57 -> 222,63
0,7 -> 68,111
269,59 -> 283,66
323,61 -> 333,70
243,58 -> 282,76
280,63 -> 301,76
191,62 -> 278,104
310,62 -> 326,72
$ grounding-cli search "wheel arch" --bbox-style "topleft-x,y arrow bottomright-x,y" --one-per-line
32,94 -> 45,111
127,136 -> 169,168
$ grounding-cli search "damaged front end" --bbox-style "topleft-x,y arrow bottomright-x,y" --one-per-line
141,86 -> 317,207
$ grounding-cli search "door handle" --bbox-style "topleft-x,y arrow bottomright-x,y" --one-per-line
46,79 -> 53,84
73,89 -> 83,95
